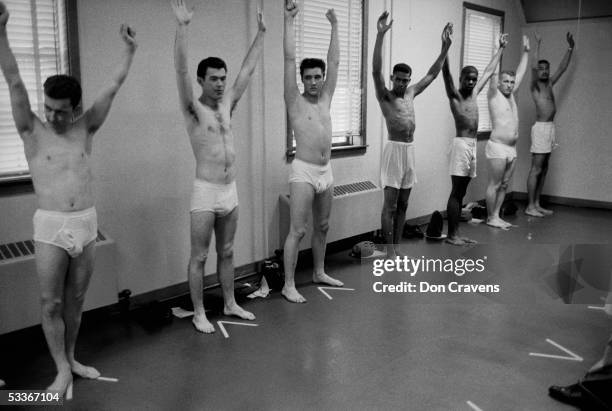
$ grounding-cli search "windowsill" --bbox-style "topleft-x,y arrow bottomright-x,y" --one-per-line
0,177 -> 34,197
285,144 -> 368,161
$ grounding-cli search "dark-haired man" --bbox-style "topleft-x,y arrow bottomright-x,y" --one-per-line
0,1 -> 136,395
442,33 -> 508,245
525,32 -> 574,217
171,0 -> 265,331
282,0 -> 342,303
485,35 -> 530,229
373,11 -> 452,257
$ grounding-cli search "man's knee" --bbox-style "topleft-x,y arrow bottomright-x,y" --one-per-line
216,243 -> 234,260
382,198 -> 398,216
500,179 -> 510,191
289,225 -> 308,241
190,248 -> 209,265
314,219 -> 330,235
40,296 -> 63,317
396,199 -> 408,213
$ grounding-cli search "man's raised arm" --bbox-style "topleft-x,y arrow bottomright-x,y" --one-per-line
441,57 -> 459,100
530,32 -> 541,91
372,11 -> 392,101
0,2 -> 34,135
321,8 -> 339,99
475,33 -> 507,94
514,35 -> 530,90
283,0 -> 299,104
412,22 -> 452,97
170,0 -> 194,120
551,32 -> 574,85
84,24 -> 137,134
230,10 -> 266,111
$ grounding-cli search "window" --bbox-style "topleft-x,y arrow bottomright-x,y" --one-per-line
462,2 -> 504,135
287,0 -> 367,156
0,0 -> 78,184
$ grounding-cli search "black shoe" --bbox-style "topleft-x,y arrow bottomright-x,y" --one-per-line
549,383 -> 583,406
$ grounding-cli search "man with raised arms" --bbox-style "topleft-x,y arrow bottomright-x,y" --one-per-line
485,35 -> 530,229
171,0 -> 265,332
442,33 -> 508,245
282,0 -> 343,303
525,32 -> 574,217
373,11 -> 452,257
0,1 -> 136,395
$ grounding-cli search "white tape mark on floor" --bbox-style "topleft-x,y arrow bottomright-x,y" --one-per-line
466,400 -> 483,411
97,376 -> 119,382
317,287 -> 355,300
529,338 -> 583,361
217,321 -> 258,338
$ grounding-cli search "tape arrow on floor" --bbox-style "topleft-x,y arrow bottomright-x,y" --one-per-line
217,321 -> 258,338
317,287 -> 355,300
529,338 -> 583,361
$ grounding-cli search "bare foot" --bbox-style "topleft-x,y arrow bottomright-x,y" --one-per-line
281,285 -> 306,303
70,361 -> 100,379
486,218 -> 510,230
192,314 -> 215,333
445,236 -> 467,246
47,371 -> 73,399
223,303 -> 255,320
525,207 -> 544,217
313,272 -> 343,287
247,287 -> 269,299
536,206 -> 553,215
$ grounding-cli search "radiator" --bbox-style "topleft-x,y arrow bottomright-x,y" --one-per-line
279,181 -> 382,251
0,232 -> 117,335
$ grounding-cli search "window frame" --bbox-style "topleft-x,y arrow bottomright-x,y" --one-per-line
285,0 -> 369,160
461,2 -> 504,140
0,0 -> 80,190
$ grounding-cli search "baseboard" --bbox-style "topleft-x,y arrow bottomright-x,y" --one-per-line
511,192 -> 612,210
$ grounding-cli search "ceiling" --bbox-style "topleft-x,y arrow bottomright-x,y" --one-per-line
520,0 -> 612,22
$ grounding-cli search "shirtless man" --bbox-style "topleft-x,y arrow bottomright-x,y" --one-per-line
171,0 -> 265,332
525,32 -> 574,217
282,0 -> 343,303
373,11 -> 452,256
442,33 -> 508,245
0,1 -> 136,396
485,35 -> 530,229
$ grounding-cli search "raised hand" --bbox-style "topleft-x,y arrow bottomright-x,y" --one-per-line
170,0 -> 193,25
441,22 -> 452,48
285,0 -> 299,19
326,8 -> 337,25
0,2 -> 9,28
120,24 -> 137,51
523,34 -> 530,52
256,8 -> 266,32
566,32 -> 575,49
377,11 -> 392,34
499,33 -> 509,48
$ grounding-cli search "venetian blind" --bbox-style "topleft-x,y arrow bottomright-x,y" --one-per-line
463,7 -> 502,132
294,0 -> 363,145
0,0 -> 68,182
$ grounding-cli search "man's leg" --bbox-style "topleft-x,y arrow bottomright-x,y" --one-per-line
63,241 -> 99,379
393,188 -> 412,253
215,207 -> 254,320
526,153 -> 547,217
534,153 -> 553,215
381,186 -> 399,256
486,158 -> 509,228
35,242 -> 72,392
496,159 -> 517,226
312,186 -> 343,287
446,175 -> 474,245
282,182 -> 315,303
189,211 -> 215,333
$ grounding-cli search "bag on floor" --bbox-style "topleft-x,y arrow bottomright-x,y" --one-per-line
426,211 -> 444,239
262,249 -> 284,290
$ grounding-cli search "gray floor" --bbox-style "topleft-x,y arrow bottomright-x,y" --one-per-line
1,204 -> 611,410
